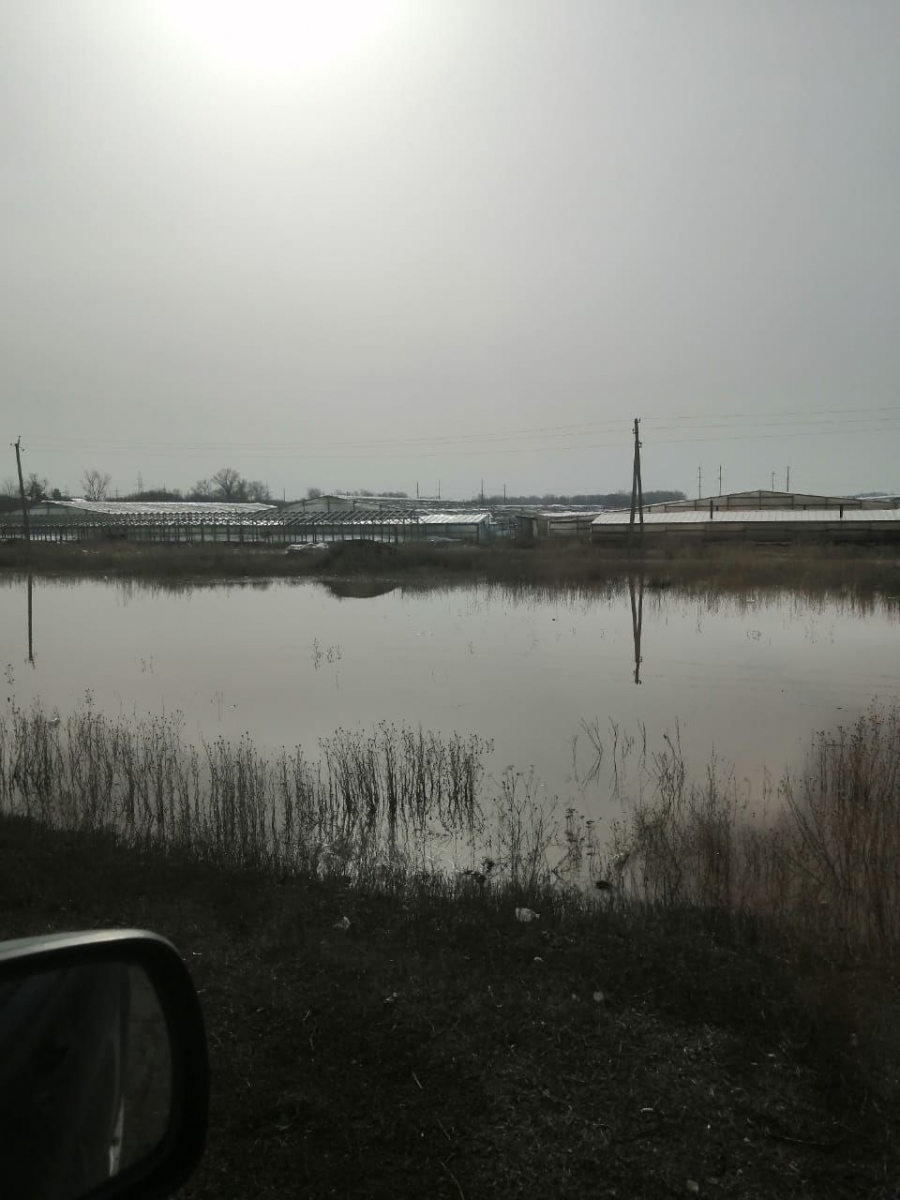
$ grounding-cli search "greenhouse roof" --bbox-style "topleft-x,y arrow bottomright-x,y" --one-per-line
51,499 -> 275,517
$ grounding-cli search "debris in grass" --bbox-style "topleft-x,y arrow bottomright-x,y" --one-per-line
515,907 -> 539,922
333,916 -> 351,931
686,1181 -> 700,1194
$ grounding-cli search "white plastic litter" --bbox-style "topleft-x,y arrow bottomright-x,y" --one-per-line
515,907 -> 539,923
333,916 -> 351,931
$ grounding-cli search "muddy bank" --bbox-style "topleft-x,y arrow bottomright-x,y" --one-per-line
2,537 -> 899,600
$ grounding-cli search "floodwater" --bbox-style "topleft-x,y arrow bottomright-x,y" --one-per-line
1,575 -> 898,831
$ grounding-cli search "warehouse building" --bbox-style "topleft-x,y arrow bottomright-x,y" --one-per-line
591,507 -> 900,545
640,489 -> 900,513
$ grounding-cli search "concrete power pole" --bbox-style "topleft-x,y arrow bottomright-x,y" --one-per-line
628,418 -> 644,554
13,436 -> 30,550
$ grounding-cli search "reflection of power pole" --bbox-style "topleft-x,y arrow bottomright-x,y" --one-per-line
13,436 -> 30,550
629,572 -> 644,684
628,419 -> 644,554
27,572 -> 34,666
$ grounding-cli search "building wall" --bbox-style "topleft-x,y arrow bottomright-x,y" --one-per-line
642,491 -> 900,513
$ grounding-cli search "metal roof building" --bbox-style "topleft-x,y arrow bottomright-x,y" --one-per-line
639,490 -> 900,513
592,507 -> 900,544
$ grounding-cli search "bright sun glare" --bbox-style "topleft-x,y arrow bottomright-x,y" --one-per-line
160,0 -> 396,75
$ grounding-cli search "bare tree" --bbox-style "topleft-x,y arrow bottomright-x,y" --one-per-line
81,469 -> 112,501
306,486 -> 323,500
245,479 -> 272,503
25,473 -> 48,502
190,479 -> 213,500
1,476 -> 18,498
211,467 -> 245,501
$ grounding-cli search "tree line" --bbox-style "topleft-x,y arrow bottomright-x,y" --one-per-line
1,467 -> 277,507
475,489 -> 686,507
2,472 -> 687,512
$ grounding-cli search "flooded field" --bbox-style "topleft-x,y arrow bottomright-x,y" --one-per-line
2,574 -> 897,841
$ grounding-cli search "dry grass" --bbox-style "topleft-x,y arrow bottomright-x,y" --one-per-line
612,702 -> 900,958
1,536 -> 899,603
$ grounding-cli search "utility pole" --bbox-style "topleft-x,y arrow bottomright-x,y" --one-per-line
718,465 -> 722,496
698,466 -> 702,499
480,478 -> 484,504
786,466 -> 790,491
503,483 -> 506,501
13,436 -> 30,550
628,418 -> 644,554
771,471 -> 775,491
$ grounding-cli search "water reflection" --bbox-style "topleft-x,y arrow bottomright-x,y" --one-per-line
26,573 -> 34,667
322,580 -> 398,600
628,573 -> 644,685
1,573 -> 897,823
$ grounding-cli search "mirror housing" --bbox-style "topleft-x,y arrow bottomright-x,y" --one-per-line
0,930 -> 209,1200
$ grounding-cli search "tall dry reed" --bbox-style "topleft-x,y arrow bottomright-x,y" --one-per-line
613,701 -> 900,956
0,700 -> 492,882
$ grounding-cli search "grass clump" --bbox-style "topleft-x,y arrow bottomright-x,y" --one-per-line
0,702 -> 496,884
614,702 -> 900,959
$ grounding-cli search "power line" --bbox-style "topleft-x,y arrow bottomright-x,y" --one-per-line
25,405 -> 899,454
27,417 -> 900,459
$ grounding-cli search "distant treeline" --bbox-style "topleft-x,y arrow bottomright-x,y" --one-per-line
3,469 -> 685,512
476,490 -> 686,507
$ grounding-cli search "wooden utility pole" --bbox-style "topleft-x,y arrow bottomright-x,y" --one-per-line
786,466 -> 790,491
698,466 -> 702,499
718,465 -> 722,496
13,437 -> 30,550
628,418 -> 644,554
771,471 -> 775,491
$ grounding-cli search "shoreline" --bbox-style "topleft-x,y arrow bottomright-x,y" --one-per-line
2,537 -> 899,598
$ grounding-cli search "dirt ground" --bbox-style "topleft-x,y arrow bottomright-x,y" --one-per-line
2,817 -> 899,1198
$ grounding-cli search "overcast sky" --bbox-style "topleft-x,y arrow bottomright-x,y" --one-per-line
3,1 -> 898,500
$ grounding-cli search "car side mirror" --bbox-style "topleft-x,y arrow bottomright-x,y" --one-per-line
0,930 -> 209,1200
